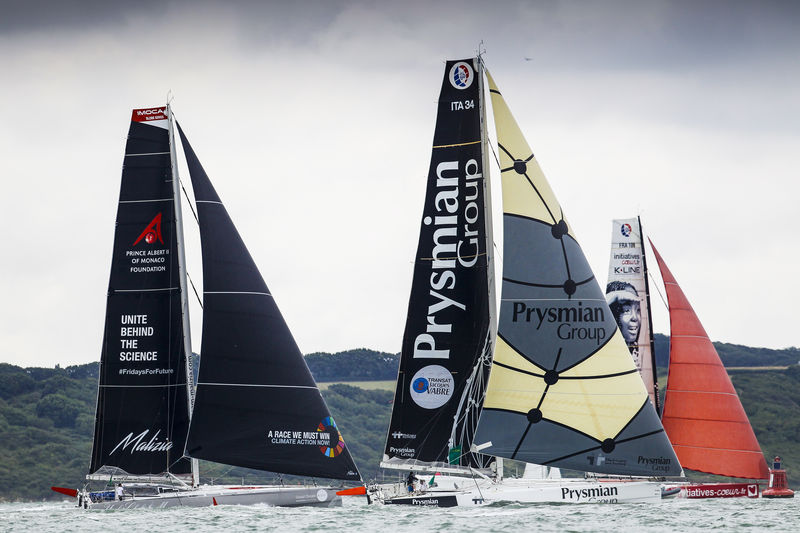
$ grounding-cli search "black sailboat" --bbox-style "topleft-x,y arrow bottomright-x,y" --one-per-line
70,105 -> 361,509
380,58 -> 496,475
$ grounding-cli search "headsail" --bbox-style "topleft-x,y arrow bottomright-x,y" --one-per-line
382,58 -> 495,471
89,108 -> 192,477
471,72 -> 681,477
178,125 -> 361,481
650,241 -> 769,479
605,217 -> 659,411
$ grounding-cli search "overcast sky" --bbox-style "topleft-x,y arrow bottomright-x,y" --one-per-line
1,0 -> 798,368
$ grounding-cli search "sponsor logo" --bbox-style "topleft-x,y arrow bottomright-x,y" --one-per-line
511,301 -> 607,345
411,498 -> 439,506
133,213 -> 164,246
391,431 -> 417,440
637,455 -> 673,473
317,416 -> 345,458
561,486 -> 618,502
109,429 -> 173,455
449,61 -> 474,89
388,446 -> 416,457
409,365 -> 454,409
266,417 -> 346,459
620,223 -> 632,237
685,484 -> 753,499
587,454 -> 627,467
413,159 -> 483,360
132,107 -> 167,122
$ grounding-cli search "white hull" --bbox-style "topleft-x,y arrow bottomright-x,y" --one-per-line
369,476 -> 662,507
83,485 -> 342,509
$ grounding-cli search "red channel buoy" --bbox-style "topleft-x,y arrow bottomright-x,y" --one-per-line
762,456 -> 794,498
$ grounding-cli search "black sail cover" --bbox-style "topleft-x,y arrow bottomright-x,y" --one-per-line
383,58 -> 494,469
90,108 -> 192,476
178,125 -> 360,481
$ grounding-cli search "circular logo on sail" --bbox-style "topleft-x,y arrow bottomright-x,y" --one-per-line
449,62 -> 474,90
317,416 -> 346,458
620,223 -> 632,237
410,365 -> 454,409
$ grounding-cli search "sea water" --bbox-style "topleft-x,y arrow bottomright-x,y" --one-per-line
1,497 -> 797,532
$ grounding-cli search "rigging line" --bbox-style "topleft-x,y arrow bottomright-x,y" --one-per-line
512,422 -> 533,459
522,170 -> 557,223
648,269 -> 669,310
559,238 -> 572,286
180,180 -> 199,224
488,135 -> 501,169
186,271 -> 203,309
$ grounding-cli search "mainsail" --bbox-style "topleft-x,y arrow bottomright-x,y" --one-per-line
605,217 -> 659,411
649,241 -> 769,480
382,58 -> 495,471
471,71 -> 681,476
178,126 -> 361,481
89,108 -> 192,477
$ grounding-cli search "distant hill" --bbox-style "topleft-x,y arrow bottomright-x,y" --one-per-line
2,343 -> 799,502
304,348 -> 399,381
653,333 -> 799,368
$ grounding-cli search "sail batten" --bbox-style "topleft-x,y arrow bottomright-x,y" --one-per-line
472,71 -> 681,477
650,240 -> 768,480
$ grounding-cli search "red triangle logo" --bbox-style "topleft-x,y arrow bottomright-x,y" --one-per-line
132,213 -> 164,246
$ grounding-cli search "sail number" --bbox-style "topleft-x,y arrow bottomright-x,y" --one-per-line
450,100 -> 475,111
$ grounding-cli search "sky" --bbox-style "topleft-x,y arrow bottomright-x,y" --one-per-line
1,0 -> 798,368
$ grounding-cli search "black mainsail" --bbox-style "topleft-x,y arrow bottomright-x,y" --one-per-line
179,126 -> 361,481
382,58 -> 495,471
89,108 -> 192,477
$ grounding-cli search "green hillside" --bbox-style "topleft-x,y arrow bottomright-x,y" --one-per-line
1,345 -> 799,501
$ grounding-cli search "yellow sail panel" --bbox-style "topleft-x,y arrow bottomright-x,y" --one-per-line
482,362 -> 546,413
485,70 -> 570,234
491,335 -> 547,375
559,330 -> 642,379
484,333 -> 646,440
539,373 -> 648,440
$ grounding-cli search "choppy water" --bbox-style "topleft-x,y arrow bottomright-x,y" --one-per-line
1,497 -> 797,532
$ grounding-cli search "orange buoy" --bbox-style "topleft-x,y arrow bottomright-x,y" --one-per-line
762,456 -> 794,498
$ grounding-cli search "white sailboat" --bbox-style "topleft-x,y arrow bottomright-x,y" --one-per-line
57,105 -> 362,509
368,57 -> 682,507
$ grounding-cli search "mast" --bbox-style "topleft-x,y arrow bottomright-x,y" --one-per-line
638,216 -> 660,414
166,104 -> 199,487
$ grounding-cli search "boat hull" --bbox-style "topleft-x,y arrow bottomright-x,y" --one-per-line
84,485 -> 342,509
370,478 -> 662,506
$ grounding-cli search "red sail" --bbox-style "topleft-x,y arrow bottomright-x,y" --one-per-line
650,240 -> 769,480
